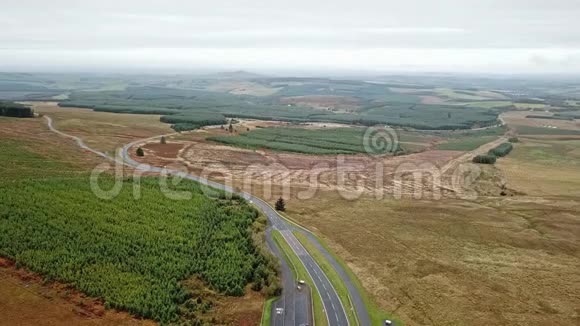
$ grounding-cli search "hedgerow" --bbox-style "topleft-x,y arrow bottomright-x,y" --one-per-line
472,154 -> 497,164
488,142 -> 513,157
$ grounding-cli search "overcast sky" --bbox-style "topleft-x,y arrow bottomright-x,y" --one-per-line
2,0 -> 580,74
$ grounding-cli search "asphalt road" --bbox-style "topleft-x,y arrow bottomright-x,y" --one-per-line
45,116 -> 367,326
265,227 -> 310,326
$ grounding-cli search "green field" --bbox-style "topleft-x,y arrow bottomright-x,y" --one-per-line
460,101 -> 513,108
514,102 -> 547,109
508,139 -> 580,166
435,127 -> 506,151
0,139 -> 278,324
208,127 -> 402,155
515,125 -> 580,135
0,139 -> 80,180
437,136 -> 498,151
435,88 -> 489,101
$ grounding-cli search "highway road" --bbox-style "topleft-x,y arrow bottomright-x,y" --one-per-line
44,116 -> 369,325
266,227 -> 310,326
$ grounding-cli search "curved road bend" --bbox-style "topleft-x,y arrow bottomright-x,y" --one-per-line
45,116 -> 363,326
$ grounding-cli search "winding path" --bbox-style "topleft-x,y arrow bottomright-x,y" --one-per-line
44,116 -> 369,326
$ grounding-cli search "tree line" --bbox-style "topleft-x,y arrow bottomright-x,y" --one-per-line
473,142 -> 514,164
0,101 -> 34,118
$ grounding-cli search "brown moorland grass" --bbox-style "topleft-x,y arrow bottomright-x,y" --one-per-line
497,138 -> 580,197
284,191 -> 580,326
0,258 -> 155,326
26,101 -> 173,154
0,115 -> 105,176
502,110 -> 580,131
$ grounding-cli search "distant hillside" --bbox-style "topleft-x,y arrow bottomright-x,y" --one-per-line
210,70 -> 265,79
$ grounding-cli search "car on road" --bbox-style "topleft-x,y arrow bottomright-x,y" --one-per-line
276,308 -> 284,315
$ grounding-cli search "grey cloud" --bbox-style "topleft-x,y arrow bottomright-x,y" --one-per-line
1,0 -> 580,73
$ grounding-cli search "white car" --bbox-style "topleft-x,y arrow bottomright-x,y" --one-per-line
298,280 -> 306,285
276,308 -> 284,315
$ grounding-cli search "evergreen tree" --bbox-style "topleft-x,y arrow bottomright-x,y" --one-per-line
275,197 -> 285,211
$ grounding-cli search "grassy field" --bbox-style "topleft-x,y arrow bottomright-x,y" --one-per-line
435,88 -> 490,101
272,231 -> 327,326
460,100 -> 513,108
497,138 -> 580,196
514,125 -> 580,135
284,191 -> 580,326
435,127 -> 506,151
208,127 -> 401,155
514,102 -> 547,109
298,232 -> 400,326
507,139 -> 580,165
0,139 -> 82,180
0,116 -> 103,179
30,102 -> 173,154
436,136 -> 498,151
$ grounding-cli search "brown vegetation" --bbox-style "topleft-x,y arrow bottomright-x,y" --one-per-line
26,102 -> 173,153
0,241 -> 155,326
502,110 -> 580,131
286,192 -> 580,326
